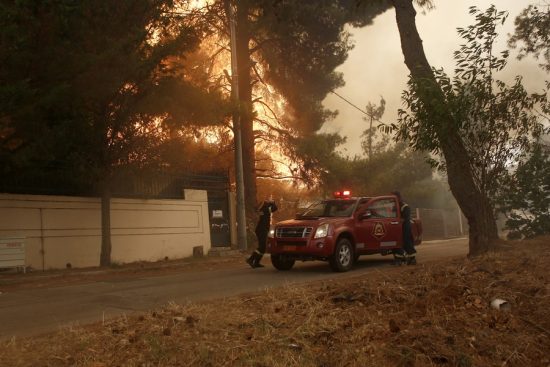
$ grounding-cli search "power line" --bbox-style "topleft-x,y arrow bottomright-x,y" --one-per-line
330,89 -> 389,124
330,90 -> 369,116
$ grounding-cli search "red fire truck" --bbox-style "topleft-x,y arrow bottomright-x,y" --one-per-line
266,191 -> 422,272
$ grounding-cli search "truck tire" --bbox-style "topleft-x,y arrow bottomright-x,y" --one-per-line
271,254 -> 295,271
329,238 -> 354,272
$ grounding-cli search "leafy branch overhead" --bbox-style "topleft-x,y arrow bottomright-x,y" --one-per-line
509,2 -> 550,71
390,1 -> 549,253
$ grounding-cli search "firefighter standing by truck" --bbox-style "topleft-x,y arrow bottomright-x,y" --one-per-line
246,199 -> 278,268
392,191 -> 417,265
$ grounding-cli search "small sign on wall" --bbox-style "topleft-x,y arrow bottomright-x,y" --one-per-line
212,210 -> 223,218
0,237 -> 26,273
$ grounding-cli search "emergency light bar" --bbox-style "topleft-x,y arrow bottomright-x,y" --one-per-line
333,190 -> 351,198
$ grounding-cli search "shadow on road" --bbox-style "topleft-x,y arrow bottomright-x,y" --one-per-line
263,255 -> 397,274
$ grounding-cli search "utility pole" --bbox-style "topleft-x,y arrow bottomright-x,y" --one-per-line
225,0 -> 248,251
367,112 -> 373,161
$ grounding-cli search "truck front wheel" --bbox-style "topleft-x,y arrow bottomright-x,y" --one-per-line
271,254 -> 295,271
329,238 -> 354,272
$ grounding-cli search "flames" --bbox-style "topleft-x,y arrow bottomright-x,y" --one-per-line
147,1 -> 296,180
180,4 -> 295,180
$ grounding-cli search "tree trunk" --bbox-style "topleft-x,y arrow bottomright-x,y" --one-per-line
236,0 -> 258,218
391,0 -> 499,255
99,180 -> 112,266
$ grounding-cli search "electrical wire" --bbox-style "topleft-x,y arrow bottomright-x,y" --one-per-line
330,90 -> 369,116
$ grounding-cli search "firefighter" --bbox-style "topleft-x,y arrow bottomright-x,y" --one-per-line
392,191 -> 416,265
246,199 -> 278,268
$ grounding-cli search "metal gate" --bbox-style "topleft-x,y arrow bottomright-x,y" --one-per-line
208,190 -> 231,247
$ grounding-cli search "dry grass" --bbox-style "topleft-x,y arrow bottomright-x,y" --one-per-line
1,237 -> 549,367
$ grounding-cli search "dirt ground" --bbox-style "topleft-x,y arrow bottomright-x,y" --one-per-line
0,253 -> 245,292
1,237 -> 549,367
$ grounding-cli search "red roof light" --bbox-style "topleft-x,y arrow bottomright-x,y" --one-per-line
333,190 -> 351,198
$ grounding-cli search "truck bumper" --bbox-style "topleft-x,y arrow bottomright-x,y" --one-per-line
267,236 -> 335,258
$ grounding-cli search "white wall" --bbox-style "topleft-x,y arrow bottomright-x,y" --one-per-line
0,190 -> 211,270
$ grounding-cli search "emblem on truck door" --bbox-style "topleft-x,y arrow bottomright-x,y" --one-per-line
373,222 -> 386,239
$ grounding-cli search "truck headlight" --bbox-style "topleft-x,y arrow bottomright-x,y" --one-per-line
314,223 -> 330,239
268,227 -> 275,238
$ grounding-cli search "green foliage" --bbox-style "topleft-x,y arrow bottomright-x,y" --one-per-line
311,125 -> 454,208
509,3 -> 550,71
324,143 -> 452,208
288,133 -> 347,187
0,0 -> 228,191
247,0 -> 346,135
396,5 -> 545,208
208,0 -> 392,187
499,142 -> 550,239
281,123 -> 454,209
154,130 -> 234,175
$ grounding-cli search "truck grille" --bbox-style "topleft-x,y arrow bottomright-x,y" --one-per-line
276,227 -> 312,238
277,241 -> 307,247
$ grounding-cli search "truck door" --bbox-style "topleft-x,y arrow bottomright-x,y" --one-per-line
356,198 -> 402,251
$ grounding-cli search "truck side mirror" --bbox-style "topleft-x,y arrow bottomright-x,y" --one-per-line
360,210 -> 372,220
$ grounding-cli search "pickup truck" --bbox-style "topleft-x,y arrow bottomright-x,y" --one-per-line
266,194 -> 422,272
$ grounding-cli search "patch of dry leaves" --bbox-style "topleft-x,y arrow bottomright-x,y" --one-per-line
1,237 -> 549,367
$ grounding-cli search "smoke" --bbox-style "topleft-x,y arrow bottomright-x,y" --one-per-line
322,0 -> 548,156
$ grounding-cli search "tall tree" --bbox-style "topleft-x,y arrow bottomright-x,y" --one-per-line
212,0 -> 390,219
0,0 -> 226,265
387,2 -> 546,255
386,0 -> 496,255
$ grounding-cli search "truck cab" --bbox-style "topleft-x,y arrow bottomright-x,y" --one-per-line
266,192 -> 422,272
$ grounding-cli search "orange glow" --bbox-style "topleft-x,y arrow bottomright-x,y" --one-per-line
194,30 -> 295,179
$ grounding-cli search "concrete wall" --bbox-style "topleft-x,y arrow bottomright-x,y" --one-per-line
0,190 -> 211,270
417,207 -> 468,240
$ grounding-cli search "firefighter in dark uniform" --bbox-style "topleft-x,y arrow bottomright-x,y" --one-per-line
246,199 -> 278,268
392,191 -> 416,265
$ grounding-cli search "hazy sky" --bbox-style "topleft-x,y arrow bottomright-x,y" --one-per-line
322,1 -> 547,156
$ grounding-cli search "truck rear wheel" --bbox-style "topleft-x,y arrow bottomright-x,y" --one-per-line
329,238 -> 354,272
271,254 -> 295,271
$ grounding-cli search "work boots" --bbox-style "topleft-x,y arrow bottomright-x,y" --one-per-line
254,255 -> 265,268
246,254 -> 255,268
246,251 -> 264,268
393,253 -> 406,266
393,252 -> 417,265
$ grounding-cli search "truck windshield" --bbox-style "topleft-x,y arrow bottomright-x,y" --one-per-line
300,199 -> 357,218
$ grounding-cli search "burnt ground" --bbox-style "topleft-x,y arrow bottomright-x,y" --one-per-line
0,237 -> 549,367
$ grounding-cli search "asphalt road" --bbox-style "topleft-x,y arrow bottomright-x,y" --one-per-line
0,238 -> 467,339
